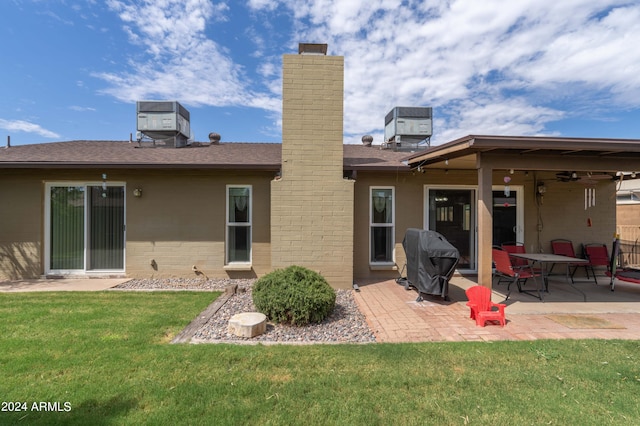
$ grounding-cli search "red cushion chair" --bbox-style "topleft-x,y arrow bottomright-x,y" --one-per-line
465,285 -> 506,327
493,248 -> 543,300
502,243 -> 545,283
550,239 -> 589,282
501,242 -> 529,269
583,243 -> 609,284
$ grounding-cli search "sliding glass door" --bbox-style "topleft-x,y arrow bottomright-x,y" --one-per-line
88,186 -> 125,270
46,183 -> 125,274
50,186 -> 85,270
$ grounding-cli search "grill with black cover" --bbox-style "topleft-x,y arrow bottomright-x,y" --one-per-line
399,228 -> 460,301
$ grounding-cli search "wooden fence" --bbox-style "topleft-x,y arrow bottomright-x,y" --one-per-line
616,226 -> 640,267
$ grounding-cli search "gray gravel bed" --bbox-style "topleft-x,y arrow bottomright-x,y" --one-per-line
113,278 -> 377,344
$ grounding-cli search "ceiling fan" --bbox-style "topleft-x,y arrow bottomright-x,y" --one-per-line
555,171 -> 613,184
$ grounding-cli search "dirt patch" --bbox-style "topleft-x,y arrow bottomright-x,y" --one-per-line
546,314 -> 626,329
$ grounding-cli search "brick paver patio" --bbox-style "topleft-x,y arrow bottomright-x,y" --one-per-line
353,276 -> 640,343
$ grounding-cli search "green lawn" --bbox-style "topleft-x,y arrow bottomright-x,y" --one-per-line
1,292 -> 639,425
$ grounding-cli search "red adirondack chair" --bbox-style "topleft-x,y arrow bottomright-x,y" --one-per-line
465,285 -> 506,327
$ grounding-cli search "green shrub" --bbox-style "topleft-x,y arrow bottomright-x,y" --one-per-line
252,265 -> 336,326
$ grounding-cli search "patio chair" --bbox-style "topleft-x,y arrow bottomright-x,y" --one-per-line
549,239 -> 589,283
583,243 -> 609,285
492,248 -> 542,300
502,242 -> 545,273
501,242 -> 528,269
465,285 -> 506,327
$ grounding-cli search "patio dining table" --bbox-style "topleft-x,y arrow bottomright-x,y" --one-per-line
509,253 -> 590,301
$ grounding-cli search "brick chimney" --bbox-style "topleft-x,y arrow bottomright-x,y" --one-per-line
270,43 -> 354,289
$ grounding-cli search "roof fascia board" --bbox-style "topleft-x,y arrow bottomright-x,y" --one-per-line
478,152 -> 640,172
0,163 -> 281,170
406,138 -> 476,165
472,136 -> 640,152
345,165 -> 411,172
1,162 -> 409,172
407,135 -> 640,167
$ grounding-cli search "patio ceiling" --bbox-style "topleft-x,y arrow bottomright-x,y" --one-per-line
406,135 -> 640,173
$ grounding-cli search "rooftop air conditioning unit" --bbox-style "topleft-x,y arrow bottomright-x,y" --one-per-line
384,106 -> 433,151
136,101 -> 191,147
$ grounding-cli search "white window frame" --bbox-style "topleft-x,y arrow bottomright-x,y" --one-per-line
44,181 -> 126,275
423,184 -> 524,273
369,186 -> 395,266
225,185 -> 252,267
491,185 -> 525,245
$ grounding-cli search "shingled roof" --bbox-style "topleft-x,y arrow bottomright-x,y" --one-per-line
0,140 -> 411,171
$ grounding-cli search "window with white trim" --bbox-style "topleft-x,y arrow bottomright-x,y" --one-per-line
370,187 -> 394,263
226,185 -> 252,264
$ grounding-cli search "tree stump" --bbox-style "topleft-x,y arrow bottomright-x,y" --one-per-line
228,312 -> 267,338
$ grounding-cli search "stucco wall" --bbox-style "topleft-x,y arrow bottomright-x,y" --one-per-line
0,165 -> 619,282
0,170 -> 43,280
0,168 -> 273,280
125,169 -> 272,279
351,168 -> 617,281
532,171 -> 617,255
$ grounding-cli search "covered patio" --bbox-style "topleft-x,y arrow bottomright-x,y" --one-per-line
405,135 -> 640,289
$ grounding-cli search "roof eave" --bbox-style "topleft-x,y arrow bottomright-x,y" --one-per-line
0,162 -> 282,170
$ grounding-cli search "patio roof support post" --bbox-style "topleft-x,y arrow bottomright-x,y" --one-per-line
477,155 -> 493,289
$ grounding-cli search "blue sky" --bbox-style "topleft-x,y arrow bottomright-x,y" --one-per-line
1,0 -> 639,147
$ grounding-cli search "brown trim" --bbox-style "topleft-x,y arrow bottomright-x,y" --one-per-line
406,135 -> 640,168
0,163 -> 282,170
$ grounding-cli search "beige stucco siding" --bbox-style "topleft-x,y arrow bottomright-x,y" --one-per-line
0,170 -> 43,279
532,172 -> 617,254
353,171 -> 421,280
125,170 -> 272,278
0,168 -> 272,280
352,168 -> 617,281
0,164 -> 619,282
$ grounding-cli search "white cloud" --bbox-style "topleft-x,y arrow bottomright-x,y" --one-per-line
69,106 -> 97,112
0,119 -> 60,139
250,0 -> 640,144
95,0 -> 640,144
247,0 -> 279,12
96,0 -> 276,111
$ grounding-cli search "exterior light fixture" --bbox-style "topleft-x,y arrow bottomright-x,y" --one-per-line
537,183 -> 547,194
101,173 -> 108,198
133,188 -> 142,198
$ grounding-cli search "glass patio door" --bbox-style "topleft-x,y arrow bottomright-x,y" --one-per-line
493,189 -> 518,246
426,186 -> 524,272
49,186 -> 86,270
88,186 -> 125,270
426,188 -> 476,270
47,183 -> 125,273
